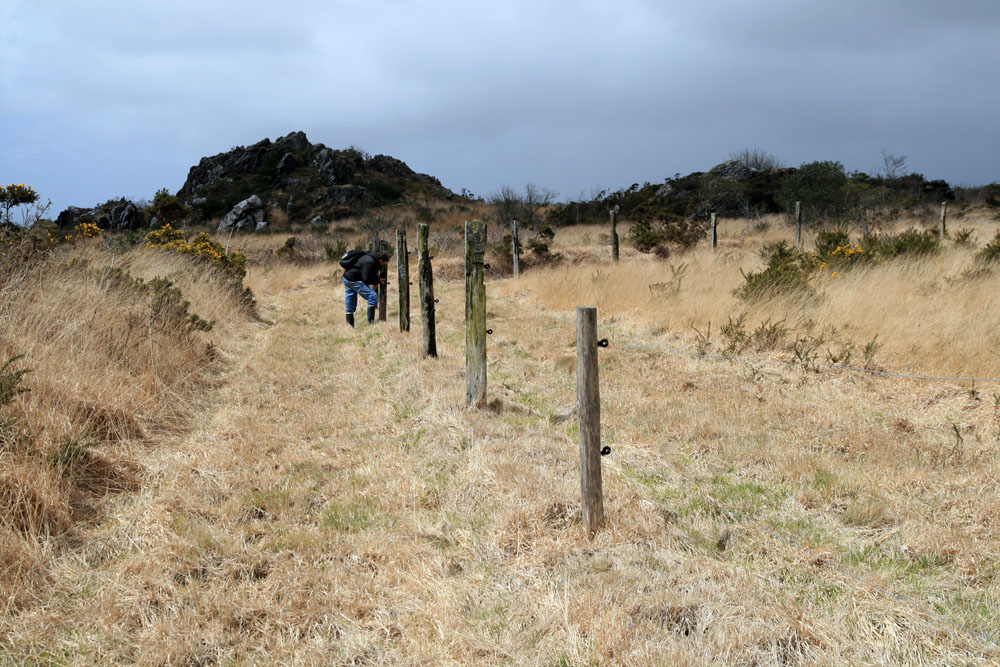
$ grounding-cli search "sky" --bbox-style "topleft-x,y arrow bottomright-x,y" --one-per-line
1,0 -> 999,215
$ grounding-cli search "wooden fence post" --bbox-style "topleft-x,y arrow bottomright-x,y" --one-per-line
511,220 -> 520,279
396,229 -> 409,332
378,260 -> 387,321
711,212 -> 718,250
417,223 -> 437,358
465,220 -> 487,408
794,201 -> 802,248
576,306 -> 605,536
940,201 -> 948,239
610,206 -> 620,263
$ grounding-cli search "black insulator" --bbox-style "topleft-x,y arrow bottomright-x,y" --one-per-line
598,339 -> 610,348
600,446 -> 611,456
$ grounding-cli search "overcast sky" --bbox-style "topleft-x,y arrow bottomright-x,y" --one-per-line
2,0 -> 998,214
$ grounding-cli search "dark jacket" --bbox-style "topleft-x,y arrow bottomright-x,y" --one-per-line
342,251 -> 381,284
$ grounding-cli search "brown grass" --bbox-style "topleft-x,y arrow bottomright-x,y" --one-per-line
3,217 -> 1000,664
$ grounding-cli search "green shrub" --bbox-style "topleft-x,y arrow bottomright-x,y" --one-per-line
324,239 -> 349,262
814,230 -> 850,258
527,238 -> 549,255
0,355 -> 30,407
862,229 -> 939,258
735,242 -> 815,302
975,230 -> 1000,264
629,216 -> 706,253
777,161 -> 848,224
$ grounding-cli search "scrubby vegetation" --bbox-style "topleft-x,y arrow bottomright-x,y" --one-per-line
6,160 -> 1000,663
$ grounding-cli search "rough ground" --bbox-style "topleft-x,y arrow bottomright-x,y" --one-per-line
5,263 -> 999,665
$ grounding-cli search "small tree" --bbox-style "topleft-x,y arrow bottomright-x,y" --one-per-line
729,147 -> 783,171
146,188 -> 189,228
879,148 -> 907,179
520,183 -> 557,229
488,185 -> 521,228
1,184 -> 45,228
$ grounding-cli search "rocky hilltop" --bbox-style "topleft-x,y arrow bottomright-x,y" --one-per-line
178,131 -> 455,224
55,131 -> 456,231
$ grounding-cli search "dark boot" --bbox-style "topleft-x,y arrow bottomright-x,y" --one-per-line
346,313 -> 355,328
367,306 -> 376,325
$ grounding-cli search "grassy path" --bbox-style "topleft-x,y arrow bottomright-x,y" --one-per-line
6,267 -> 1000,665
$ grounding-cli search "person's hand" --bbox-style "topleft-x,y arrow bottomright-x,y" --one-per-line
380,278 -> 386,285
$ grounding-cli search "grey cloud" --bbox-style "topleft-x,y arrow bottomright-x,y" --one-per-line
1,0 -> 997,214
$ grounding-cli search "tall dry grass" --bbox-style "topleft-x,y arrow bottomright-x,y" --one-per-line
4,214 -> 1000,663
0,240 -> 255,613
512,214 -> 1000,379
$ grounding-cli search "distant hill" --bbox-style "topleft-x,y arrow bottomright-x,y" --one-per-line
177,131 -> 457,223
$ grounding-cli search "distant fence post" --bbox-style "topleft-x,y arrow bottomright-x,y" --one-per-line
465,220 -> 487,408
576,306 -> 605,536
378,260 -> 387,321
417,223 -> 437,358
794,201 -> 802,248
511,220 -> 520,279
396,229 -> 409,332
940,202 -> 948,239
610,205 -> 620,263
711,212 -> 718,250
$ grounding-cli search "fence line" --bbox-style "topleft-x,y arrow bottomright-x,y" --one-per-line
497,294 -> 1000,648
396,269 -> 998,650
509,290 -> 1000,385
613,340 -> 1000,385
574,310 -> 1000,649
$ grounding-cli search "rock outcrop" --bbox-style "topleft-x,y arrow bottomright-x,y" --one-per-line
56,198 -> 144,230
218,195 -> 266,232
177,131 -> 455,222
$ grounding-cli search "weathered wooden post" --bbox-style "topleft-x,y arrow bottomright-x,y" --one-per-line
417,223 -> 437,358
576,306 -> 605,536
711,212 -> 718,250
396,229 -> 409,332
465,220 -> 487,408
794,201 -> 802,248
377,259 -> 387,321
861,213 -> 870,239
940,201 -> 948,239
511,220 -> 520,279
610,205 -> 620,263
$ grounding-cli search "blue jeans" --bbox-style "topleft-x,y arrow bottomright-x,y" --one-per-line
344,278 -> 378,313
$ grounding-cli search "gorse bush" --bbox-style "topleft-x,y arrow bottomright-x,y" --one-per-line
735,228 -> 948,302
735,242 -> 817,301
975,230 -> 1000,264
144,224 -> 247,277
861,229 -> 939,258
629,216 -> 706,254
0,355 -> 30,408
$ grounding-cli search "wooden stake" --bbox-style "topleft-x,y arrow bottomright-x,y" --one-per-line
417,223 -> 437,358
794,201 -> 802,248
610,206 -> 620,263
711,212 -> 718,250
396,229 -> 409,332
465,220 -> 487,408
511,220 -> 520,279
576,306 -> 605,536
940,201 -> 948,239
378,260 -> 387,321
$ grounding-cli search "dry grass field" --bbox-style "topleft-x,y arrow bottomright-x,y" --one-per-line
2,212 -> 1000,664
